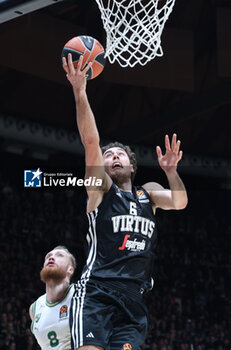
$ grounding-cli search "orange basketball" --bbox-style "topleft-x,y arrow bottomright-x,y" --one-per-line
61,35 -> 106,80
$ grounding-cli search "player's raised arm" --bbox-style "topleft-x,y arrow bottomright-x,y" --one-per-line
143,134 -> 188,210
62,54 -> 112,203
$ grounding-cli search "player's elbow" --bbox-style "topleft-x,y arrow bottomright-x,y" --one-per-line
82,135 -> 100,147
174,197 -> 188,210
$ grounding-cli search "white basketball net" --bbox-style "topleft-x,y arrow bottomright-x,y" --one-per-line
95,0 -> 176,67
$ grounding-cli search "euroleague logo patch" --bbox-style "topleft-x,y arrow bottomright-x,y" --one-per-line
59,305 -> 68,319
122,344 -> 132,350
136,190 -> 149,203
136,190 -> 144,197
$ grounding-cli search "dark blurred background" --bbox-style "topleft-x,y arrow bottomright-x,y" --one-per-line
0,0 -> 231,349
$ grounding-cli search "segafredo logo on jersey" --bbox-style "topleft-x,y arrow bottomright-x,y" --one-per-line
118,234 -> 146,252
24,169 -> 102,188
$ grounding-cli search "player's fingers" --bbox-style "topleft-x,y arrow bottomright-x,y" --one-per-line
76,55 -> 84,74
171,133 -> 177,150
175,140 -> 181,154
67,53 -> 76,75
82,61 -> 92,76
165,135 -> 171,151
178,150 -> 183,161
62,57 -> 69,74
156,146 -> 163,158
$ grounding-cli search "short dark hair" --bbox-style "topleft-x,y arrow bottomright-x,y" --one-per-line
101,141 -> 137,182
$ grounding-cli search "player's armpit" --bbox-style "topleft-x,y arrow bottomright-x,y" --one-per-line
143,182 -> 176,210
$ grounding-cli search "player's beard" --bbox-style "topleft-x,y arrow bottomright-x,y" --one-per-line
40,266 -> 67,283
106,166 -> 132,186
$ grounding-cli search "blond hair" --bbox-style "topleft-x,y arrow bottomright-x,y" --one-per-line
53,246 -> 77,269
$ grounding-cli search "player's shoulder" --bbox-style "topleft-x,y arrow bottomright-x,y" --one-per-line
29,295 -> 44,321
29,302 -> 34,320
59,283 -> 75,302
37,293 -> 46,304
30,294 -> 46,313
68,283 -> 75,296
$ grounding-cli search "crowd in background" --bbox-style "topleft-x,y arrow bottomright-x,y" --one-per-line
0,171 -> 230,350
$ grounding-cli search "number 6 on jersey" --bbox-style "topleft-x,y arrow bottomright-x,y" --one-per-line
130,202 -> 137,215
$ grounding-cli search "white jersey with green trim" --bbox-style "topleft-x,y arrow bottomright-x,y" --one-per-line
31,284 -> 74,350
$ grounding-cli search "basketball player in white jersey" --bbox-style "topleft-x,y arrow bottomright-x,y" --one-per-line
29,246 -> 76,349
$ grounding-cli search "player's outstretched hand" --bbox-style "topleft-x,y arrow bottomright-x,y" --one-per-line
62,54 -> 92,92
156,134 -> 183,174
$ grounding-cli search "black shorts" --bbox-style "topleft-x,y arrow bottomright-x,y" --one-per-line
70,280 -> 148,350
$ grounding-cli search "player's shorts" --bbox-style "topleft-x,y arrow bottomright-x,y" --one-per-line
70,279 -> 148,350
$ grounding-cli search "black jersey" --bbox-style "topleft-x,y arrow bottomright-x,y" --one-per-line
81,183 -> 157,291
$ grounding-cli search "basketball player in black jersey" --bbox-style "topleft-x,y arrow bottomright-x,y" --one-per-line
63,54 -> 188,350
